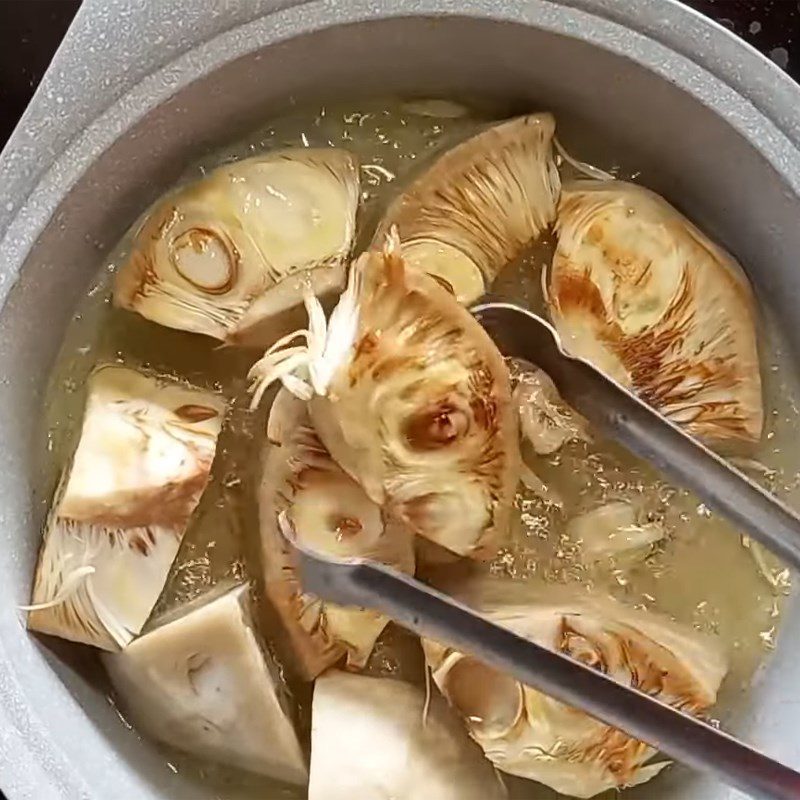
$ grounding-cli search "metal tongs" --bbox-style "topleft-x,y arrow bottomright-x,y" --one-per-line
289,302 -> 800,800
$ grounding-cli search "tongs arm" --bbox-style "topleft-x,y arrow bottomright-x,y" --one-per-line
294,547 -> 800,800
473,301 -> 800,573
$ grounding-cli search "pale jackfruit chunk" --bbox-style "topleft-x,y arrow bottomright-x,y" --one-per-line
375,113 -> 560,304
424,590 -> 727,798
309,671 -> 505,800
259,389 -> 414,681
513,364 -> 589,456
249,234 -> 519,560
550,180 -> 762,445
114,148 -> 360,347
27,366 -> 224,650
104,583 -> 307,785
566,501 -> 665,562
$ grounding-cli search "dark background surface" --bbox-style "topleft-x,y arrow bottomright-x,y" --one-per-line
0,1 -> 80,146
0,0 -> 798,798
0,0 -> 800,148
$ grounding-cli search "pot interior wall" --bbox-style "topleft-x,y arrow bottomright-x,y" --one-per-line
1,13 -> 798,800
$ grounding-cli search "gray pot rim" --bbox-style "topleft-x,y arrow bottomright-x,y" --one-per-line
1,1 -> 799,797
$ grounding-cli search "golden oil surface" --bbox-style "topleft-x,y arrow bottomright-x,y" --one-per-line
37,99 -> 800,798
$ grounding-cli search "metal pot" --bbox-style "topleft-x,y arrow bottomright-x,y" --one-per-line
1,1 -> 799,797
